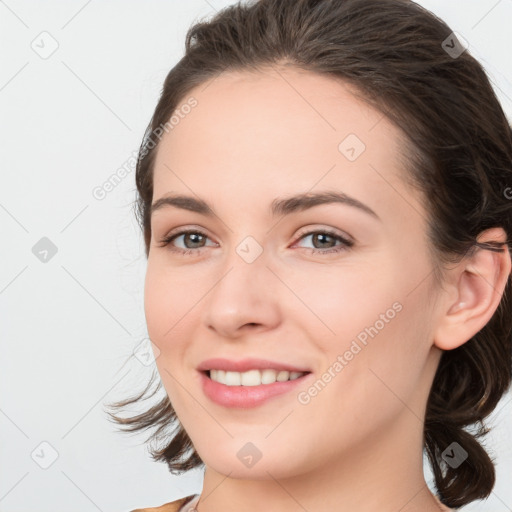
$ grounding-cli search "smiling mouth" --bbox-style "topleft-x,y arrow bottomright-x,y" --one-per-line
203,369 -> 312,386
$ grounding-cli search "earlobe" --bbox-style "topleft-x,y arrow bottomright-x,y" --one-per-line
433,227 -> 511,351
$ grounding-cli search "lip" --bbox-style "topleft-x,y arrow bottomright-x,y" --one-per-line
197,357 -> 311,373
198,370 -> 313,408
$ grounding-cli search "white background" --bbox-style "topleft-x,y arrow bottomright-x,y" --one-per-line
1,1 -> 511,511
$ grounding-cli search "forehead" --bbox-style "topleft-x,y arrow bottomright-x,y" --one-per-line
152,66 -> 421,224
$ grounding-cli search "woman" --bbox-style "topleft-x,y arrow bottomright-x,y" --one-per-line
106,0 -> 512,510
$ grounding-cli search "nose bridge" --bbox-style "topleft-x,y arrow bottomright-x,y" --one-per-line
212,236 -> 271,309
201,235 -> 281,336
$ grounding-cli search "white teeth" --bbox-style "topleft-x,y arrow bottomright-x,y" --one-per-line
261,369 -> 279,384
209,369 -> 306,386
241,369 -> 261,386
224,370 -> 240,386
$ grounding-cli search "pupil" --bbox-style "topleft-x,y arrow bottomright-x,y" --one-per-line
187,233 -> 203,248
315,233 -> 334,248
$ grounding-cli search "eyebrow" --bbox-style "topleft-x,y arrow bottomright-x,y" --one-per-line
150,191 -> 380,221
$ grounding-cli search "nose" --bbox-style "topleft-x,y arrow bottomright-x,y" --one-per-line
201,251 -> 282,339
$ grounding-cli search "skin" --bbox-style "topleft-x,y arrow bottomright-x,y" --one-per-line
144,65 -> 511,512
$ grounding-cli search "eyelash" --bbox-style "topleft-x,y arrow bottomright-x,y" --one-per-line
156,228 -> 354,257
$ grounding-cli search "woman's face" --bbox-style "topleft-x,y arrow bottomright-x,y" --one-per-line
145,66 -> 444,479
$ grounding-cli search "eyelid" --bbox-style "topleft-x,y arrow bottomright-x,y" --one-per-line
293,224 -> 354,244
161,224 -> 216,241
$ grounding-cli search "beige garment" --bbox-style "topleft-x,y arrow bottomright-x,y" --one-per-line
178,494 -> 200,511
130,494 -> 198,512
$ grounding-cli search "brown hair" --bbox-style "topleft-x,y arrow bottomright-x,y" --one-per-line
104,0 -> 512,508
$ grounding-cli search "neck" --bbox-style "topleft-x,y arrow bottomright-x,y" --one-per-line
195,409 -> 451,512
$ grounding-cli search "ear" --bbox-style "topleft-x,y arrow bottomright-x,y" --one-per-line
433,227 -> 511,351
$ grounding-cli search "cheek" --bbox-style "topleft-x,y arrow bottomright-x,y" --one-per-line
143,261 -> 201,344
297,302 -> 426,455
283,259 -> 399,344
300,261 -> 428,407
144,267 -> 172,343
144,264 -> 195,406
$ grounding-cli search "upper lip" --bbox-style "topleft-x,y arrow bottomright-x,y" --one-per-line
197,357 -> 312,373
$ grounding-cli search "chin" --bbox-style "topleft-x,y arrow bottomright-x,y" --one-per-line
198,444 -> 308,480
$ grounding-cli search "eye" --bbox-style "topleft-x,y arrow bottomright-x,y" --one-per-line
156,228 -> 217,256
293,229 -> 354,255
156,227 -> 354,257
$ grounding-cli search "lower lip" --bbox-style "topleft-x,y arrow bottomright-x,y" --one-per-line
199,371 -> 312,408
